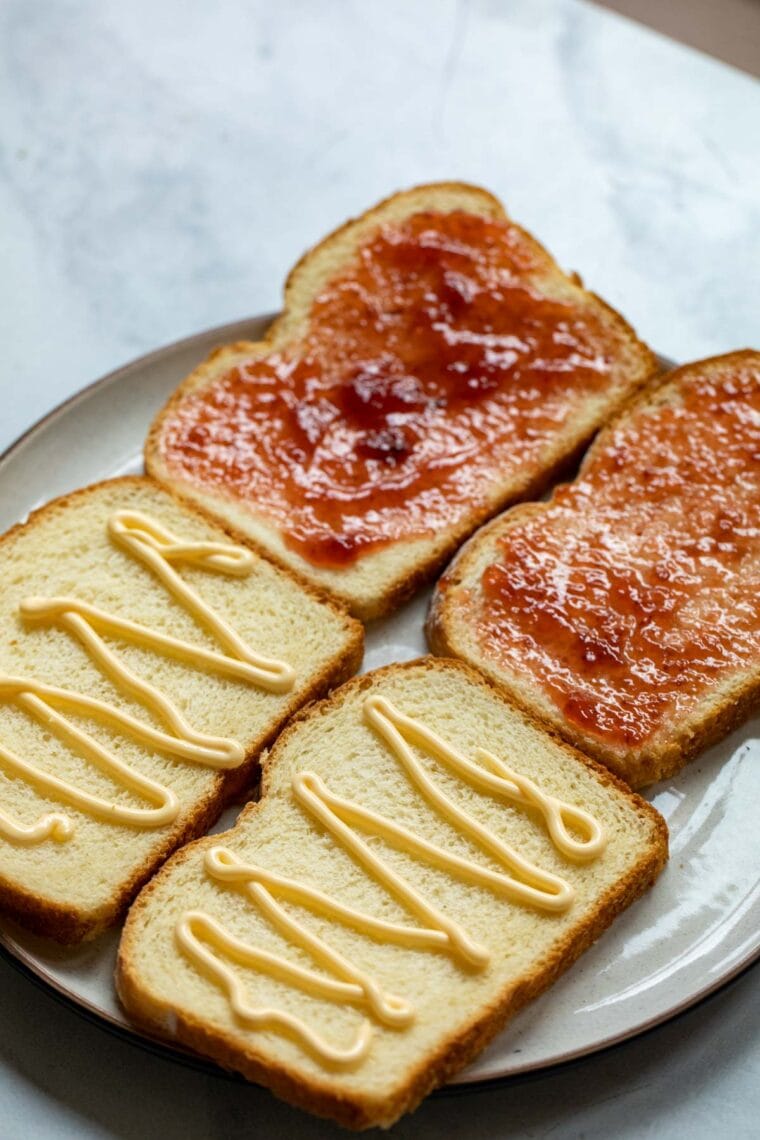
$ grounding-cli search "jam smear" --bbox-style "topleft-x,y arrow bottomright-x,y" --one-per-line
473,360 -> 760,749
160,210 -> 625,567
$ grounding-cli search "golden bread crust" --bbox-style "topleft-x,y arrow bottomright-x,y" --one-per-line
145,183 -> 659,621
117,658 -> 667,1128
0,475 -> 363,942
427,351 -> 760,788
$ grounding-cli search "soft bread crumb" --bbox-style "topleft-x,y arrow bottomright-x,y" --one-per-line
118,658 -> 667,1129
427,350 -> 760,788
0,476 -> 362,941
145,182 -> 658,620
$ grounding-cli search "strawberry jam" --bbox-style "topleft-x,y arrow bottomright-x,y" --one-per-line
472,357 -> 760,750
159,210 -> 631,568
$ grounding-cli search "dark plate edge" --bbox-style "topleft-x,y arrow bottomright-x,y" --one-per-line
0,931 -> 757,1096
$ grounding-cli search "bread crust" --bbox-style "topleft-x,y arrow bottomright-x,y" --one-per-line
117,657 -> 668,1129
427,351 -> 760,788
0,475 -> 363,942
145,183 -> 659,621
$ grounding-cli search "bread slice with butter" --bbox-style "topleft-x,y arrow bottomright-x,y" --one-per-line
145,182 -> 658,621
0,476 -> 362,942
117,658 -> 667,1129
427,351 -> 760,788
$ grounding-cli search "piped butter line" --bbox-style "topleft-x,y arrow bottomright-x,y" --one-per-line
177,698 -> 606,1067
0,509 -> 296,845
109,509 -> 256,577
475,747 -> 607,861
18,605 -> 251,763
0,690 -> 179,828
205,847 -> 415,1026
20,597 -> 293,695
0,675 -> 243,769
205,846 -> 450,953
0,805 -> 72,845
293,769 -> 491,967
109,511 -> 295,690
362,699 -> 573,903
176,911 -> 374,1067
295,769 -> 571,932
364,696 -> 606,862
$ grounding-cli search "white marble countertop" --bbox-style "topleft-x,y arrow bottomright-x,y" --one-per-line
0,0 -> 758,1136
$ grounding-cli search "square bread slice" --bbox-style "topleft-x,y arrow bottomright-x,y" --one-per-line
145,181 -> 658,621
428,351 -> 760,788
0,476 -> 362,942
117,658 -> 667,1129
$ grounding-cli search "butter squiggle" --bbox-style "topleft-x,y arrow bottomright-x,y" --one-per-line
177,842 -> 425,1066
108,511 -> 295,693
0,683 -> 178,829
0,804 -> 72,845
0,511 -> 294,844
204,846 -> 451,954
176,911 -> 374,1067
177,698 -> 606,1067
363,696 -> 606,863
204,848 -> 414,1026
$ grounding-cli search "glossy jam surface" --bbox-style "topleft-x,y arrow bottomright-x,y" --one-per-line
160,211 -> 620,567
472,361 -> 760,749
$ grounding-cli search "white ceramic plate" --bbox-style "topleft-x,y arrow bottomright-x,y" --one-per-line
0,316 -> 757,1087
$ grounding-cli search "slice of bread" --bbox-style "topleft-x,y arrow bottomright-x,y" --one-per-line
0,476 -> 362,942
117,658 -> 667,1129
428,351 -> 760,788
145,182 -> 658,621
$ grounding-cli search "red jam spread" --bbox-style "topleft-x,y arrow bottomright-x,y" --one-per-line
472,359 -> 760,750
159,210 -> 624,567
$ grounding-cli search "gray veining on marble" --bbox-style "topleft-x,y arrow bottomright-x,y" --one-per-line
1,0 -> 759,456
0,0 -> 758,1136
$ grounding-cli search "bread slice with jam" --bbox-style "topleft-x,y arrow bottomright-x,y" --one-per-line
145,182 -> 658,621
117,658 -> 667,1129
427,351 -> 760,788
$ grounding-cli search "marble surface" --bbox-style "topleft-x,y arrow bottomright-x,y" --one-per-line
0,0 -> 758,1136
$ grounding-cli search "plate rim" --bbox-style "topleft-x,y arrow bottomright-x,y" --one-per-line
0,313 -> 277,474
0,926 -> 756,1095
0,318 -> 757,1092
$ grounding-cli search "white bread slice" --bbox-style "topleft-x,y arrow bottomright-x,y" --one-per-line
0,476 -> 362,942
145,182 -> 658,621
117,658 -> 667,1129
428,351 -> 760,788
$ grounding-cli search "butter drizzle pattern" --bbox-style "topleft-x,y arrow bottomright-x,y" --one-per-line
177,697 -> 606,1067
0,511 -> 295,845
